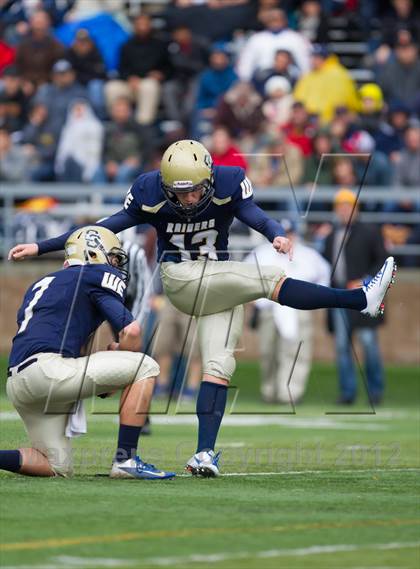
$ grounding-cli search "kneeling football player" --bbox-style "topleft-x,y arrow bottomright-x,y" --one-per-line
0,227 -> 175,479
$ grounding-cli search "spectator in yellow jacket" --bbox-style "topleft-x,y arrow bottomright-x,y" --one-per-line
293,44 -> 359,124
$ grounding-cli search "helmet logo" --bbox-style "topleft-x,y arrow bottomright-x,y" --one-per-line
204,153 -> 212,168
173,180 -> 193,189
85,228 -> 101,248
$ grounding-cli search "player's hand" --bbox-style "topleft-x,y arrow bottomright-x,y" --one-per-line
8,243 -> 39,261
273,236 -> 293,260
107,342 -> 120,351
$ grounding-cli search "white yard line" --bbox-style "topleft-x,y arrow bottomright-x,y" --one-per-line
0,565 -> 63,569
134,541 -> 420,566
2,542 -> 419,569
152,415 -> 389,431
53,556 -> 137,567
0,557 -> 137,569
0,411 -> 20,420
351,566 -> 412,569
0,412 -> 391,430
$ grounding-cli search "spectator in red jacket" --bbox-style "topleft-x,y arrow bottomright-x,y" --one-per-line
282,101 -> 314,156
210,125 -> 248,170
0,35 -> 15,75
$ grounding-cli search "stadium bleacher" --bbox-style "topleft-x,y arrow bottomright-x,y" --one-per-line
0,0 -> 419,265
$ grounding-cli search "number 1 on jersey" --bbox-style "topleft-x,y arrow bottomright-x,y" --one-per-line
18,276 -> 55,334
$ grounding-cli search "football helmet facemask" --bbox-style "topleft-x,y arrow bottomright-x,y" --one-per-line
160,139 -> 215,219
64,226 -> 129,282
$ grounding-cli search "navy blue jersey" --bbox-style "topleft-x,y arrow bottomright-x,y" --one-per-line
37,166 -> 284,261
9,264 -> 133,367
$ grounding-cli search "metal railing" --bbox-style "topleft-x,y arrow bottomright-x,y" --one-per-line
1,183 -> 420,261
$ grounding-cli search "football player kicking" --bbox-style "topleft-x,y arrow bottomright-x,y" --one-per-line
1,226 -> 175,479
9,140 -> 397,478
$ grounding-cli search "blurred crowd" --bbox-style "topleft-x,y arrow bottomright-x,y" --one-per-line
0,0 -> 420,260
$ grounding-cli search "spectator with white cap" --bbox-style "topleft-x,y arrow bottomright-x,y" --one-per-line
262,75 -> 294,129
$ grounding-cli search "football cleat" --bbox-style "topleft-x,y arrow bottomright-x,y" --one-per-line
110,456 -> 175,480
185,450 -> 221,478
361,256 -> 397,317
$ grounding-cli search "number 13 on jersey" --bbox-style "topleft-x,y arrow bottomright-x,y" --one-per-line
169,229 -> 218,261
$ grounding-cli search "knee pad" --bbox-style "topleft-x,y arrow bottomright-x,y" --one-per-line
202,351 -> 237,382
134,354 -> 160,382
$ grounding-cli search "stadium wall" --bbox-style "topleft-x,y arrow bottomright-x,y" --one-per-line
1,264 -> 419,365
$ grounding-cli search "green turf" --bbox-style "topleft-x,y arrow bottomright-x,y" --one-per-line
0,356 -> 419,569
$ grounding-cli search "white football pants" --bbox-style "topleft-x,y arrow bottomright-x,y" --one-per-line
6,351 -> 159,476
160,260 -> 285,380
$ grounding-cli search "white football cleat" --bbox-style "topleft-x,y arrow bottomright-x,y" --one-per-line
185,450 -> 221,478
361,256 -> 397,317
110,456 -> 175,480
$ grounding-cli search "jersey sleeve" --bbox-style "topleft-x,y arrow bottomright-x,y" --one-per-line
36,180 -> 147,255
231,170 -> 285,242
87,267 -> 134,333
91,293 -> 134,333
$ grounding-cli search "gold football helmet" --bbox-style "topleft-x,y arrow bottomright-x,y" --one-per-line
160,139 -> 214,218
64,226 -> 129,280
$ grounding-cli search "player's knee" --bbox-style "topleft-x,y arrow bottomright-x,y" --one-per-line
47,449 -> 74,478
263,266 -> 287,300
134,354 -> 160,382
202,352 -> 236,382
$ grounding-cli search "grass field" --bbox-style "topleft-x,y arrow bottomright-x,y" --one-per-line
0,356 -> 419,569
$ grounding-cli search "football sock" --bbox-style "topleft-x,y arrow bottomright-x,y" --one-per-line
115,424 -> 142,462
278,278 -> 367,311
0,450 -> 21,473
196,381 -> 228,453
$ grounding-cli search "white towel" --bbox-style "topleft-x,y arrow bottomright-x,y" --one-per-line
65,400 -> 87,438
